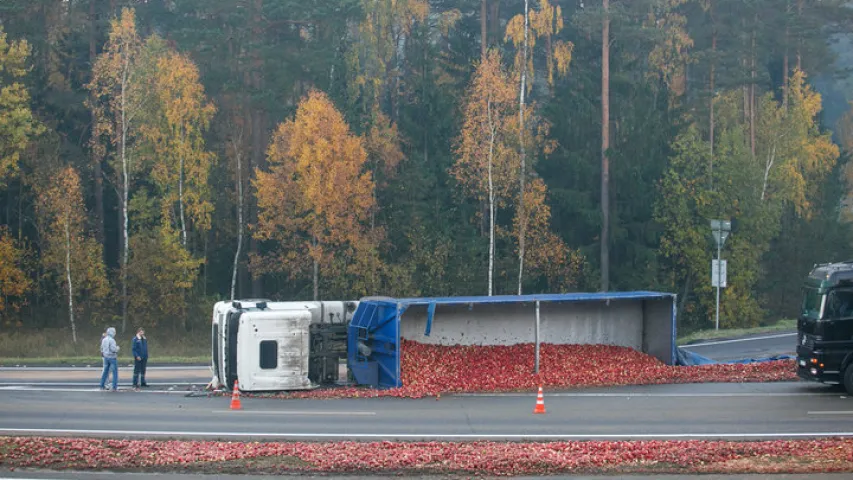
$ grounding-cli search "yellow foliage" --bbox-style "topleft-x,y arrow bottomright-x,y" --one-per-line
85,8 -> 144,180
505,0 -> 573,90
36,167 -> 109,303
144,49 -> 217,238
645,6 -> 693,100
254,90 -> 382,296
0,27 -> 42,189
452,50 -> 517,205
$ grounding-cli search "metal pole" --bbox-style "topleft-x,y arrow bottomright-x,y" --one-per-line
534,301 -> 540,374
715,240 -> 721,330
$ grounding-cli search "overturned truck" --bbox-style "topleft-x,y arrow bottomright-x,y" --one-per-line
209,300 -> 357,391
212,292 -> 678,392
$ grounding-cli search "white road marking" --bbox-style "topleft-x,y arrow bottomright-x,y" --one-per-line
0,382 -> 199,386
680,332 -> 796,348
456,392 -> 836,398
0,366 -> 207,371
808,411 -> 853,415
212,410 -> 376,416
0,386 -> 194,394
0,385 -> 836,398
0,428 -> 851,440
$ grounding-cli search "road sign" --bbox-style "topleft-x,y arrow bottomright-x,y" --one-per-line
710,219 -> 731,248
711,259 -> 727,288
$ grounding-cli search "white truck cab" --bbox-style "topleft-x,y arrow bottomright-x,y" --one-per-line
210,299 -> 358,392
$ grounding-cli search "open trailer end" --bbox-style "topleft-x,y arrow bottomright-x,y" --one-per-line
209,299 -> 358,392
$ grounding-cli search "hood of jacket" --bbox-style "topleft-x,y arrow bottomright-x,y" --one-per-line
106,327 -> 116,338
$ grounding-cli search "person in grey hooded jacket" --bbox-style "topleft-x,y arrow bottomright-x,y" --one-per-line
99,327 -> 120,391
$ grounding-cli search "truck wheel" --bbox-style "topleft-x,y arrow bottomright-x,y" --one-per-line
844,365 -> 853,396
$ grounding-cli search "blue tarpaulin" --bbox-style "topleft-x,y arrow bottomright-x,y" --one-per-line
675,346 -> 795,366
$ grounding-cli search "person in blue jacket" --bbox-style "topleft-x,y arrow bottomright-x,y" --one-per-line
132,327 -> 149,389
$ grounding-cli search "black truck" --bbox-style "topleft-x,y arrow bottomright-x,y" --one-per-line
797,261 -> 853,395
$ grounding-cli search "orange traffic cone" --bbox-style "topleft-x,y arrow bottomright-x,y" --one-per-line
230,380 -> 242,410
533,385 -> 546,414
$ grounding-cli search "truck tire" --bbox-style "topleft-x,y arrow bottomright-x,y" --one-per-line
844,365 -> 853,396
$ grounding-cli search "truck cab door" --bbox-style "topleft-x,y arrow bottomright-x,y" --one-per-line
821,289 -> 853,366
236,310 -> 312,392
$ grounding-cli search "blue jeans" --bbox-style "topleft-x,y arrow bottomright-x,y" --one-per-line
100,357 -> 118,390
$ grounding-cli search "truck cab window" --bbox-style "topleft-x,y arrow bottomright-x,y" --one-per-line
826,290 -> 853,320
802,288 -> 822,319
259,340 -> 278,369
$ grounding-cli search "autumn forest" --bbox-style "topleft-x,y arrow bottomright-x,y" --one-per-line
1,0 -> 853,340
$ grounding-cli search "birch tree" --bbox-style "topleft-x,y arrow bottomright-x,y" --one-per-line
505,0 -> 572,294
452,50 -> 516,296
86,8 -> 145,333
254,90 -> 381,300
36,167 -> 108,343
144,49 -> 216,249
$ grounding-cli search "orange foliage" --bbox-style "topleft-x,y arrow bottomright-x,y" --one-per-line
253,90 -> 381,296
0,226 -> 29,316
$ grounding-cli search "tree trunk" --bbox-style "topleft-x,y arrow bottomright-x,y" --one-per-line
490,1 -> 500,49
312,236 -> 319,301
89,0 -> 105,247
709,1 -> 716,178
517,0 -> 529,296
600,0 -> 611,293
481,0 -> 487,59
742,18 -> 749,124
796,0 -> 803,71
487,93 -> 496,297
248,0 -> 265,298
179,133 -> 187,247
783,1 -> 790,111
120,58 -> 130,334
65,216 -> 76,344
750,16 -> 756,159
230,131 -> 244,301
783,50 -> 789,111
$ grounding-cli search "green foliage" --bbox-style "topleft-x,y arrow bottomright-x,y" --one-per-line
127,229 -> 202,329
0,27 -> 42,189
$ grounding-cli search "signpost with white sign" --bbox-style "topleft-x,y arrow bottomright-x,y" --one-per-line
710,220 -> 731,330
711,259 -> 727,287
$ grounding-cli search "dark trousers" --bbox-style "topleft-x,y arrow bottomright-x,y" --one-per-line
133,357 -> 148,386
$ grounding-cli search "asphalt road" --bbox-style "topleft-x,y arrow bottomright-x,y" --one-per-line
0,365 -> 210,389
679,331 -> 797,362
0,381 -> 850,441
0,332 -> 831,443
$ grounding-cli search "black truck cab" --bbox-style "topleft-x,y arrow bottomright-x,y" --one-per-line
797,261 -> 853,394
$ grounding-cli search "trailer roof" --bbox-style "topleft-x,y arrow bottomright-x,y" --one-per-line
361,291 -> 675,307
